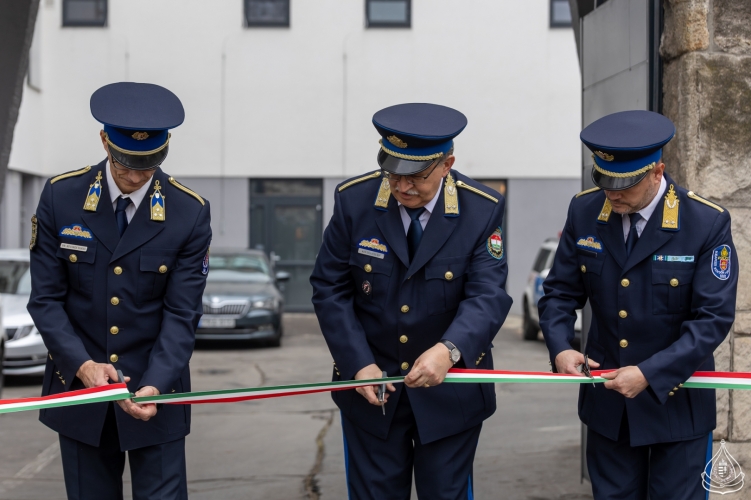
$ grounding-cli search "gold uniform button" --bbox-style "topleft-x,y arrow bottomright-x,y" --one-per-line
668,391 -> 675,397
401,305 -> 410,313
159,265 -> 168,274
679,383 -> 684,387
580,265 -> 586,273
401,362 -> 409,370
619,339 -> 628,348
399,335 -> 408,344
110,297 -> 120,306
114,266 -> 123,275
49,353 -> 53,360
110,326 -> 119,335
621,278 -> 630,287
673,387 -> 679,391
445,271 -> 454,281
109,354 -> 119,363
670,278 -> 679,287
619,310 -> 628,319
364,264 -> 372,273
69,254 -> 78,263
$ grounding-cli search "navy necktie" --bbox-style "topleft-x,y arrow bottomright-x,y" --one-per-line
115,196 -> 132,238
405,207 -> 426,261
625,212 -> 643,257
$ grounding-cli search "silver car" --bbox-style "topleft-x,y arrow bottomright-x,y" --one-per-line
0,249 -> 47,376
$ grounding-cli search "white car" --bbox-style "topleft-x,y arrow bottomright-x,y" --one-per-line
522,238 -> 582,345
0,249 -> 47,376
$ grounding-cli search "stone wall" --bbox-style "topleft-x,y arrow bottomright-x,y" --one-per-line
661,0 -> 751,490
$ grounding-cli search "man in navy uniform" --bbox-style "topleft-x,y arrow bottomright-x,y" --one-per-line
27,82 -> 211,500
311,103 -> 513,499
539,110 -> 738,499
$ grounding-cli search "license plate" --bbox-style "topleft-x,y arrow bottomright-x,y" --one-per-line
199,317 -> 236,329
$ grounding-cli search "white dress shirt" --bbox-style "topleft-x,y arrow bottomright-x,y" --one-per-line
106,161 -> 151,223
621,175 -> 667,241
397,178 -> 444,235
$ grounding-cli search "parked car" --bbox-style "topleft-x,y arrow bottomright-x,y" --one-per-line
0,296 -> 5,395
197,249 -> 289,346
522,238 -> 582,345
0,249 -> 47,376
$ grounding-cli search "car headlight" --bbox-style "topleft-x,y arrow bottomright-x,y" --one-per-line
251,298 -> 278,310
12,325 -> 37,340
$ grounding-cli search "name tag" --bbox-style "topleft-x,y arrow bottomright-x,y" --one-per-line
61,243 -> 88,252
358,248 -> 385,259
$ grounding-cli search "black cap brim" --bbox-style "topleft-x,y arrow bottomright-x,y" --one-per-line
591,165 -> 649,191
110,146 -> 168,171
377,149 -> 437,176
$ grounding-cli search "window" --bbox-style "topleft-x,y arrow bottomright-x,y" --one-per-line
366,0 -> 410,28
62,0 -> 107,27
550,0 -> 572,28
532,249 -> 552,273
245,0 -> 290,27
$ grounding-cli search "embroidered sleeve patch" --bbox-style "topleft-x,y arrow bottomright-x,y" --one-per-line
487,227 -> 504,260
202,247 -> 210,275
711,245 -> 731,280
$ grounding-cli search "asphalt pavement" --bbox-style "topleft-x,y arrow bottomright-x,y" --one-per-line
0,314 -> 593,500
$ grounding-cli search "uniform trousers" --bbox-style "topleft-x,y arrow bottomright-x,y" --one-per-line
587,410 -> 710,500
341,388 -> 481,500
59,403 -> 187,500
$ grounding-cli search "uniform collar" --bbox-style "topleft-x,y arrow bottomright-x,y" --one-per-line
396,178 -> 444,215
105,159 -> 151,210
634,174 -> 667,223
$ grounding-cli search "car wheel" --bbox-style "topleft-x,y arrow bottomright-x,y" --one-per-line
266,324 -> 282,348
522,301 -> 539,341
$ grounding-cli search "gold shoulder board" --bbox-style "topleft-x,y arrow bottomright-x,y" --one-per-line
50,166 -> 91,184
168,177 -> 205,206
455,181 -> 498,203
576,186 -> 601,198
338,171 -> 382,192
687,191 -> 724,213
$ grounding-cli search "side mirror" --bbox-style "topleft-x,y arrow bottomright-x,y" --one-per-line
275,271 -> 290,282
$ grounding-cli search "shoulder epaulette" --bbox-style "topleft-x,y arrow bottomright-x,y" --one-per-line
687,191 -> 724,213
50,166 -> 91,184
168,177 -> 205,206
576,186 -> 601,198
455,180 -> 498,203
338,171 -> 381,192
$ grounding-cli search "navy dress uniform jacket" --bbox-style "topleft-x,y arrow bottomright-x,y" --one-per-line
27,159 -> 211,451
310,170 -> 513,444
539,174 -> 738,447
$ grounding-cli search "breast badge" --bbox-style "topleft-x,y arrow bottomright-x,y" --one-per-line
362,280 -> 372,295
150,180 -> 165,221
59,224 -> 93,240
358,238 -> 388,259
83,171 -> 103,212
486,227 -> 504,260
576,235 -> 603,253
712,245 -> 732,280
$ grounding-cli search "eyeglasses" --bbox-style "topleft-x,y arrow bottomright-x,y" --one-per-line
382,161 -> 441,185
110,157 -> 159,173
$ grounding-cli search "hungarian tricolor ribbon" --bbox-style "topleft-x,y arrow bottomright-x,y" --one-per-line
2,370 -> 750,415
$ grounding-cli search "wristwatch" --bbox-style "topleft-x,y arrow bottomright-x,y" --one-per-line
440,340 -> 461,365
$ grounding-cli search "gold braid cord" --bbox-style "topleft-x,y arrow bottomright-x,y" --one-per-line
379,140 -> 445,161
576,187 -> 601,198
687,191 -> 725,213
105,132 -> 171,156
168,177 -> 205,205
593,161 -> 656,178
339,171 -> 381,192
51,166 -> 91,184
455,181 -> 498,203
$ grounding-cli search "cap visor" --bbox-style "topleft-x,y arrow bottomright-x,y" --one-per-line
110,147 -> 168,171
591,166 -> 648,191
377,149 -> 435,176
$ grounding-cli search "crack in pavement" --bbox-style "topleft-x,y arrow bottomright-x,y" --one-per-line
303,410 -> 335,500
254,363 -> 268,386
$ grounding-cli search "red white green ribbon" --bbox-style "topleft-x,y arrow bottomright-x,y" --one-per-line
2,370 -> 751,415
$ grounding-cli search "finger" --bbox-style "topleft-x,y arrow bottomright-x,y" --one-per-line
386,383 -> 396,392
124,376 -> 131,382
360,386 -> 381,405
603,380 -> 616,390
600,371 -> 617,379
103,364 -> 119,383
564,366 -> 584,376
588,359 -> 601,368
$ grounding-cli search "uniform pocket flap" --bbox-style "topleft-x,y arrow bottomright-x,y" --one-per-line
349,247 -> 394,276
56,243 -> 97,263
579,254 -> 605,275
139,250 -> 178,273
651,266 -> 695,285
425,254 -> 471,281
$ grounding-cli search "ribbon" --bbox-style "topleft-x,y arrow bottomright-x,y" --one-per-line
2,369 -> 751,415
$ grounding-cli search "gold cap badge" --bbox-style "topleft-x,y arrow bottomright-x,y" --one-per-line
387,135 -> 408,148
132,131 -> 149,140
594,151 -> 615,161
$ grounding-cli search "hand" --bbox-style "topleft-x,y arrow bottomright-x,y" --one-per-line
354,364 -> 396,406
554,349 -> 600,376
404,343 -> 454,388
601,366 -> 648,398
76,360 -> 131,388
117,386 -> 160,421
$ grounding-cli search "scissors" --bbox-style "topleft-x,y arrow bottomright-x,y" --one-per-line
376,370 -> 387,416
581,355 -> 596,387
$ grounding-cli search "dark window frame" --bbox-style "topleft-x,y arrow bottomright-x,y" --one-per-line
244,0 -> 291,28
549,0 -> 573,28
366,0 -> 411,29
62,0 -> 108,27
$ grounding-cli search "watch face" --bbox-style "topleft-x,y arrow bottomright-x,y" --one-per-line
450,349 -> 461,363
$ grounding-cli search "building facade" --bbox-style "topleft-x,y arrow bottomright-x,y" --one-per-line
5,0 -> 581,311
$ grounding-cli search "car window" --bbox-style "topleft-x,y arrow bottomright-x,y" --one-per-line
207,254 -> 272,283
545,248 -> 557,270
532,249 -> 551,273
0,261 -> 31,294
